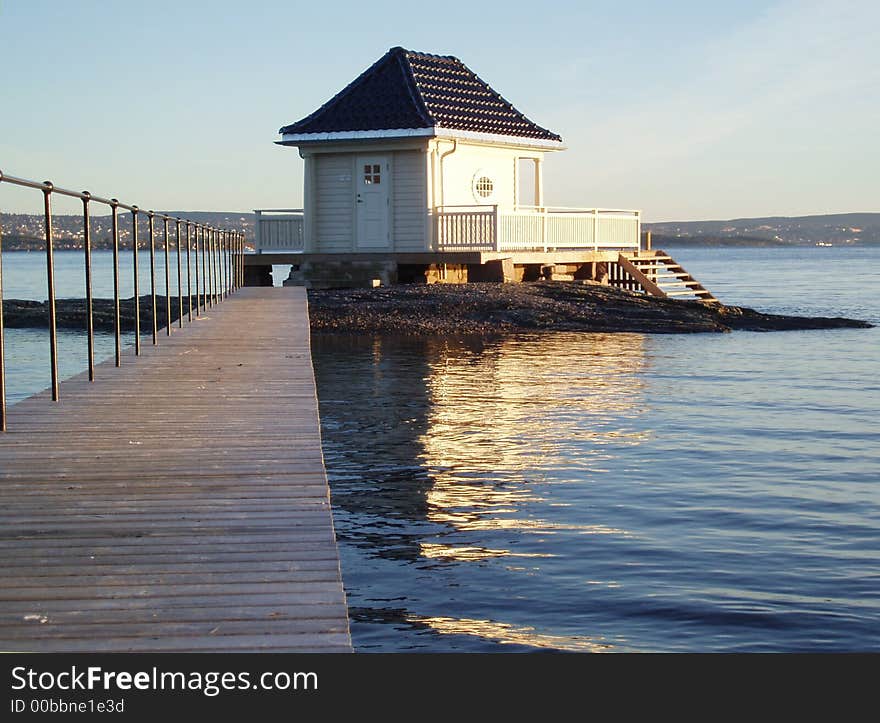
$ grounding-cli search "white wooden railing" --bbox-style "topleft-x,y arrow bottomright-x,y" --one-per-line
436,205 -> 641,252
254,209 -> 304,252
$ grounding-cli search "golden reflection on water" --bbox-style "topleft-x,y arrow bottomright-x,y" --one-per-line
407,614 -> 614,652
417,333 -> 649,544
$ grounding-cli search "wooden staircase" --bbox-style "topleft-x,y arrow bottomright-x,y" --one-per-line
615,250 -> 719,304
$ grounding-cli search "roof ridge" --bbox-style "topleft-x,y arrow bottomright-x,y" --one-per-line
395,49 -> 434,127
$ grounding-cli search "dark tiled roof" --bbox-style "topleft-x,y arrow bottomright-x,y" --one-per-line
280,47 -> 562,142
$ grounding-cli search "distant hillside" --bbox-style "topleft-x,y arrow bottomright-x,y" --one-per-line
0,211 -> 255,251
646,213 -> 880,246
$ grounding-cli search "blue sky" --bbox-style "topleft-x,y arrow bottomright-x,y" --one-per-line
0,0 -> 877,220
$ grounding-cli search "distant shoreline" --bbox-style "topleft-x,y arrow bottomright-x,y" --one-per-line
0,239 -> 875,253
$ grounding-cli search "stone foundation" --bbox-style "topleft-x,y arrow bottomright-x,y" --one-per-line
260,258 -> 612,289
283,260 -> 397,289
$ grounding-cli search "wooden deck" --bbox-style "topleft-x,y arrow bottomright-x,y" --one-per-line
0,287 -> 352,652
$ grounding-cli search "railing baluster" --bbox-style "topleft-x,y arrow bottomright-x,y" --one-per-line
185,222 -> 192,322
194,225 -> 202,316
212,228 -> 218,305
223,231 -> 229,298
163,216 -> 171,335
222,230 -> 227,297
204,226 -> 211,308
204,227 -> 210,308
42,183 -> 60,401
217,229 -> 222,300
223,231 -> 233,296
82,192 -> 95,381
175,218 -> 183,328
217,230 -> 222,299
132,208 -> 141,355
110,201 -> 121,366
201,226 -> 208,310
148,211 -> 157,345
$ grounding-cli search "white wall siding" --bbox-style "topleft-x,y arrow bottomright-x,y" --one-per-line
392,150 -> 428,251
440,142 -> 542,209
314,154 -> 354,252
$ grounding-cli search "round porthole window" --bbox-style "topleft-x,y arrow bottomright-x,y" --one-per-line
472,170 -> 496,203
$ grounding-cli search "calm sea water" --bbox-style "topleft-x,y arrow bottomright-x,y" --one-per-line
0,249 -> 251,404
312,246 -> 880,652
2,246 -> 879,651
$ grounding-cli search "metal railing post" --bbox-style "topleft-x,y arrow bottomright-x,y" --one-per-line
201,226 -> 209,310
175,218 -> 183,328
218,229 -> 223,299
185,222 -> 192,322
42,183 -> 60,401
212,228 -> 219,305
110,200 -> 121,366
224,231 -> 229,297
205,227 -> 211,308
148,211 -> 157,345
194,225 -> 202,316
221,231 -> 227,298
163,215 -> 171,335
211,228 -> 216,303
132,208 -> 141,355
82,192 -> 95,381
223,231 -> 235,296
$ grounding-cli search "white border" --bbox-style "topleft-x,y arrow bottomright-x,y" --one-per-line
279,127 -> 565,150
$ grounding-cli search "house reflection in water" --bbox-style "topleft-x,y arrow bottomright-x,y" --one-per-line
311,331 -> 651,650
417,333 -> 649,558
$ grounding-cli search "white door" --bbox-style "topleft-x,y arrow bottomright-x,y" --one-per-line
356,155 -> 390,249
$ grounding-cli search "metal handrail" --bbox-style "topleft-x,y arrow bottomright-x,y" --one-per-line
0,170 -> 248,431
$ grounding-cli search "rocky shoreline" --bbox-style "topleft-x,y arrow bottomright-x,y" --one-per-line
306,282 -> 873,334
1,283 -> 872,335
1,296 -> 197,332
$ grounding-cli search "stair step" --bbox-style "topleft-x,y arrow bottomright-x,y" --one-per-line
631,263 -> 684,271
654,272 -> 692,279
618,250 -> 718,304
660,280 -> 703,288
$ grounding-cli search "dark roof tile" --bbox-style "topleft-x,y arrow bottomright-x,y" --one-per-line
280,47 -> 561,142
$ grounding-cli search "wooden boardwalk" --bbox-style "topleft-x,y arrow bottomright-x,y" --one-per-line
0,287 -> 351,652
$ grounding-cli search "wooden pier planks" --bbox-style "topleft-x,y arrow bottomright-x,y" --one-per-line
0,287 -> 352,652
